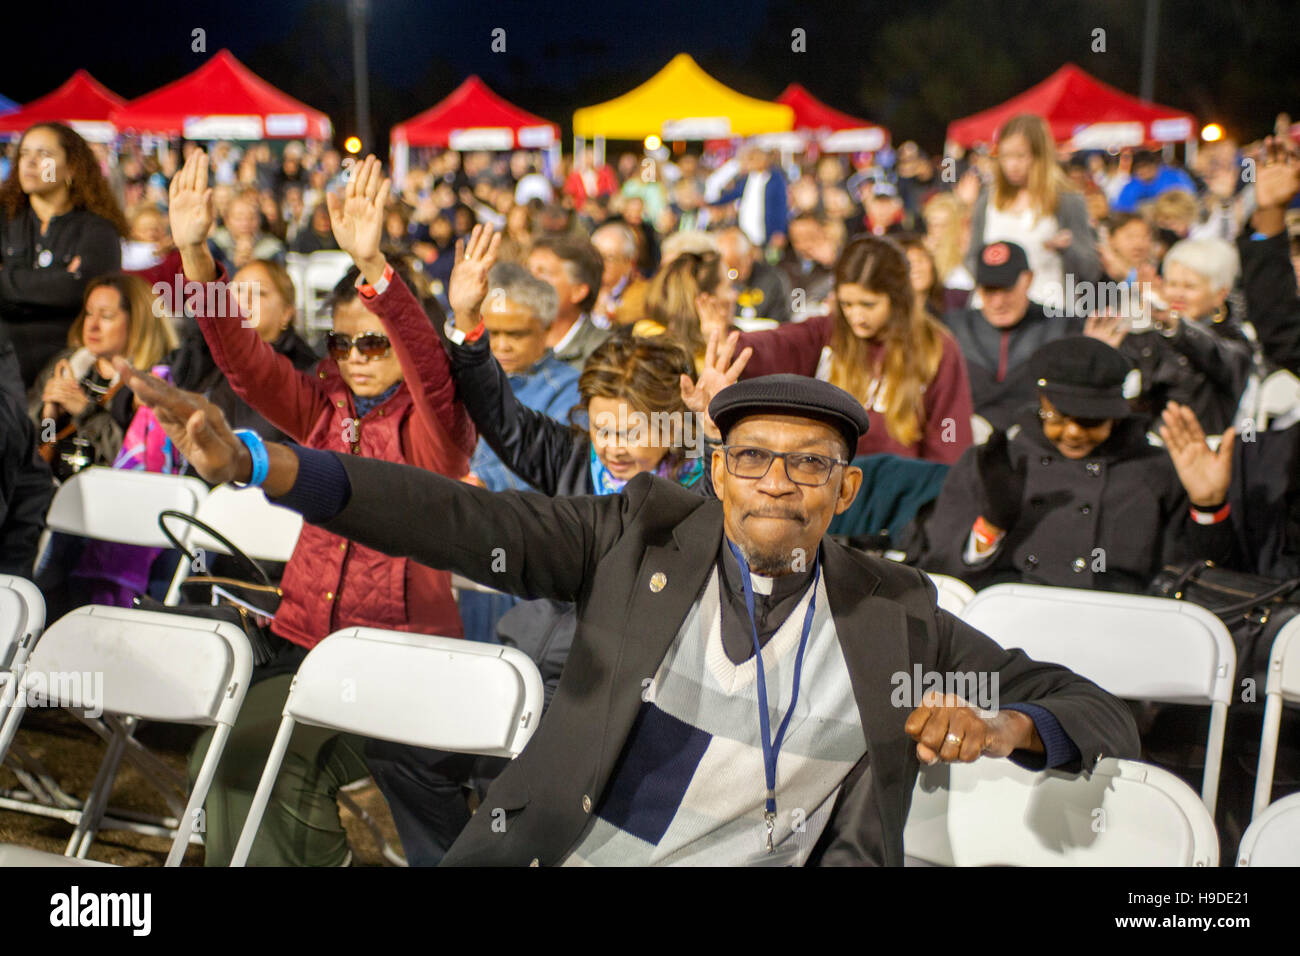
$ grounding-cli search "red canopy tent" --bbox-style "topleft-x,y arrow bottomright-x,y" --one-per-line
776,84 -> 888,152
0,70 -> 125,142
390,76 -> 558,151
946,64 -> 1195,150
110,49 -> 331,140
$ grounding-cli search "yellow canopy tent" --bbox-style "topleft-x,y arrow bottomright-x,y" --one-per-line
572,54 -> 793,142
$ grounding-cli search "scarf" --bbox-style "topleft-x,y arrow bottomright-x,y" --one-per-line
588,442 -> 704,495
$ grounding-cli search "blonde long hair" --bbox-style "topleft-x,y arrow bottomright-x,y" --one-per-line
828,236 -> 948,448
992,114 -> 1073,218
68,273 -> 177,370
922,191 -> 969,283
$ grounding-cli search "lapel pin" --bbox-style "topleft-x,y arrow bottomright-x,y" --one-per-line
649,571 -> 667,593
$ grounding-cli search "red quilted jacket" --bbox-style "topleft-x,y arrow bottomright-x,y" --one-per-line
193,265 -> 474,647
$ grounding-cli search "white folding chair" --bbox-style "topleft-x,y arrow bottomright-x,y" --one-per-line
0,605 -> 252,866
1256,369 -> 1300,431
945,757 -> 1218,866
903,762 -> 954,866
1252,616 -> 1300,819
925,572 -> 975,616
1237,791 -> 1300,866
37,467 -> 209,570
284,252 -> 311,335
960,584 -> 1235,817
302,250 -> 354,339
0,576 -> 50,808
231,627 -> 543,866
20,469 -> 210,838
164,484 -> 304,605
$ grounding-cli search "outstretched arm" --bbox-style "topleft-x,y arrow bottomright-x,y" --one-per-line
116,358 -> 615,601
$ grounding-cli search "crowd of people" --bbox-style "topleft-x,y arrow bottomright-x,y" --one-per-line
1,107 -> 1299,865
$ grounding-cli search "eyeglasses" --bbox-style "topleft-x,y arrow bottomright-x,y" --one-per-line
722,445 -> 847,487
326,331 -> 392,362
1037,408 -> 1109,430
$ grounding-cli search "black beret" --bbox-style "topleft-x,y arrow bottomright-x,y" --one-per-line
1030,336 -> 1134,420
709,374 -> 868,455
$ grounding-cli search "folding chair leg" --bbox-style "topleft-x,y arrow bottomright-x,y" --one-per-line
65,715 -> 134,858
167,722 -> 231,866
78,713 -> 190,799
1253,695 -> 1283,820
1202,701 -> 1227,819
230,715 -> 297,867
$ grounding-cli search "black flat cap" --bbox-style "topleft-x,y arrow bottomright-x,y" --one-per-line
709,374 -> 868,455
1031,336 -> 1134,420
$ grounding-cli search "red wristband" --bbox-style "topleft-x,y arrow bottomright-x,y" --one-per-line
464,319 -> 486,343
1189,502 -> 1231,525
356,263 -> 394,299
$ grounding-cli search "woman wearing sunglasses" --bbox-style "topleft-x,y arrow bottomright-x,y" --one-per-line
167,149 -> 474,866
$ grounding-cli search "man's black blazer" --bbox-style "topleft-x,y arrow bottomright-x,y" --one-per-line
320,453 -> 1141,866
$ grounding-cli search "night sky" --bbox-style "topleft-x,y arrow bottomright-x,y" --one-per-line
7,0 -> 1299,152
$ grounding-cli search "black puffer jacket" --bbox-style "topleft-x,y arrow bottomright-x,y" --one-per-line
905,408 -> 1235,593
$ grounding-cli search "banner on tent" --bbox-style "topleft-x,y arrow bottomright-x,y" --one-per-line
662,117 -> 731,140
449,127 -> 515,150
183,115 -> 263,140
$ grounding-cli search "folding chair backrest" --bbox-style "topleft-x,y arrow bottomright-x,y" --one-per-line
1252,617 -> 1300,818
1257,369 -> 1300,430
946,757 -> 1218,866
45,468 -> 209,549
960,584 -> 1234,705
23,605 -> 251,725
1237,791 -> 1300,866
0,575 -> 44,672
286,628 -> 544,757
302,251 -> 353,334
3,605 -> 252,866
186,485 -> 303,563
1265,617 -> 1300,704
925,573 -> 975,616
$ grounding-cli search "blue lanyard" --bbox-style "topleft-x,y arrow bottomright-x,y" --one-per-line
725,539 -> 820,850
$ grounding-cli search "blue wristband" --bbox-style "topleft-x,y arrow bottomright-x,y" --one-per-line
233,429 -> 270,487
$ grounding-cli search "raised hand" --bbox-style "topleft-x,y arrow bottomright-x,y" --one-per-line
326,155 -> 391,276
448,223 -> 502,328
1084,311 -> 1130,349
1251,137 -> 1300,236
113,357 -> 248,485
1159,401 -> 1234,509
168,149 -> 214,250
680,326 -> 753,440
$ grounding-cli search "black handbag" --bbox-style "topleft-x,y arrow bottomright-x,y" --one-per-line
130,510 -> 287,667
1148,560 -> 1300,695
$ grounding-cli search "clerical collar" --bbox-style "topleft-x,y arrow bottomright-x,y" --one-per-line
718,536 -> 814,601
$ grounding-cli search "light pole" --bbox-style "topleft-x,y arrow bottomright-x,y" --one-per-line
1140,0 -> 1159,102
349,0 -> 371,153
